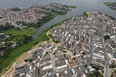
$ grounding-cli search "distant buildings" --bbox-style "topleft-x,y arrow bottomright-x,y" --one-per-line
0,3 -> 70,28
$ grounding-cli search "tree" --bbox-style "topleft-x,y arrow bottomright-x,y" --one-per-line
21,35 -> 32,44
104,35 -> 110,40
29,59 -> 32,63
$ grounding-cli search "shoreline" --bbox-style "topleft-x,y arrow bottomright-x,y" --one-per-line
0,17 -> 71,77
0,3 -> 76,75
104,2 -> 116,10
2,11 -> 116,77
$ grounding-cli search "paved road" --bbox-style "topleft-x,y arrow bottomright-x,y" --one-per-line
89,32 -> 93,63
52,63 -> 90,76
102,27 -> 110,77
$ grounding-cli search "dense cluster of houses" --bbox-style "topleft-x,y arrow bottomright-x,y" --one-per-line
13,11 -> 116,77
0,3 -> 69,26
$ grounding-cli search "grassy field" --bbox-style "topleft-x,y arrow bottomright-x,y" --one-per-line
0,17 -> 71,76
1,28 -> 37,42
2,28 -> 36,36
0,28 -> 49,76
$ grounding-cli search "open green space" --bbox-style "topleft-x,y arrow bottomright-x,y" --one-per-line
0,28 -> 49,76
2,28 -> 36,36
0,17 -> 70,76
17,11 -> 58,28
0,4 -> 75,75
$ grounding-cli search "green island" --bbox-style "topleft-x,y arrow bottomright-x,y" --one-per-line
0,17 -> 70,76
104,2 -> 116,10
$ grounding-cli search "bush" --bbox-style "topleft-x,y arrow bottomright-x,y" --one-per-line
104,35 -> 110,40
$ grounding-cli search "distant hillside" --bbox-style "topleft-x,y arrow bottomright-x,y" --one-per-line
10,7 -> 21,11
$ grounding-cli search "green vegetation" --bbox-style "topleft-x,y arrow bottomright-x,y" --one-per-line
88,71 -> 103,77
73,52 -> 76,56
91,65 -> 99,71
16,11 -> 65,29
82,52 -> 85,55
77,36 -> 79,41
83,12 -> 88,17
0,17 -> 3,19
105,14 -> 116,20
2,28 -> 36,36
53,39 -> 59,43
0,27 -> 49,75
0,17 -> 70,76
63,50 -> 67,53
0,23 -> 16,31
65,5 -> 77,8
111,70 -> 116,77
48,33 -> 59,43
104,2 -> 116,10
104,2 -> 114,5
10,7 -> 21,11
29,59 -> 32,63
24,58 -> 32,63
104,2 -> 114,6
104,35 -> 110,40
45,52 -> 48,56
48,34 -> 54,39
30,5 -> 34,8
110,64 -> 116,68
104,2 -> 116,6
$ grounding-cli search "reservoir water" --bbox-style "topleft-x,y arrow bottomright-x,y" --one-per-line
0,0 -> 116,39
